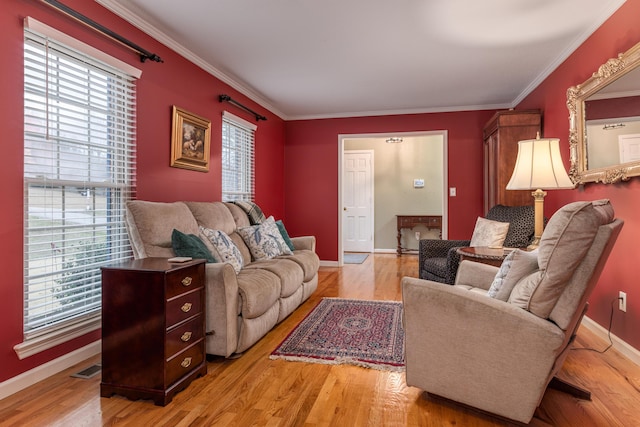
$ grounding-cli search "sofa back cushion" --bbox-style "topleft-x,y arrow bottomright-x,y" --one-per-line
185,201 -> 252,264
224,203 -> 252,228
126,201 -> 199,258
485,204 -> 535,248
184,201 -> 236,234
508,200 -> 613,318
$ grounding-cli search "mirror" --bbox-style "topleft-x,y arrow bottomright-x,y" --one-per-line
567,40 -> 640,184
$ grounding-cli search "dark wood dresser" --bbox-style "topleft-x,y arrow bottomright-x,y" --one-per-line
100,258 -> 207,406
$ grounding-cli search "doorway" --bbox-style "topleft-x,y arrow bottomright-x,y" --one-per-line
338,132 -> 448,266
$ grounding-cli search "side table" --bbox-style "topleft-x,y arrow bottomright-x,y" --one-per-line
456,246 -> 512,268
396,215 -> 442,255
100,258 -> 207,406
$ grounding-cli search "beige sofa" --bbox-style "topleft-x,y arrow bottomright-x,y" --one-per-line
125,200 -> 320,357
402,200 -> 623,423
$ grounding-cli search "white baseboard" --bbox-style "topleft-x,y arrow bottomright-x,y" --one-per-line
581,316 -> 640,366
319,260 -> 339,267
0,340 -> 101,401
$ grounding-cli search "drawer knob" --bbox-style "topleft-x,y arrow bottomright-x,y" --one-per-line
181,357 -> 192,368
180,331 -> 192,342
181,276 -> 193,286
181,302 -> 192,313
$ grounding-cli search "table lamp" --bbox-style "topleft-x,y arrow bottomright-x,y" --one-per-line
506,133 -> 574,248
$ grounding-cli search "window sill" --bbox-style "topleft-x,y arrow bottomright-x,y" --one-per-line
13,316 -> 101,360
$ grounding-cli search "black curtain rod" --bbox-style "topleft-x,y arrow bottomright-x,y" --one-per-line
219,95 -> 267,121
39,0 -> 163,63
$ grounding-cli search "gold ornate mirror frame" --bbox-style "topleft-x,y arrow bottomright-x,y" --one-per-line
567,41 -> 640,184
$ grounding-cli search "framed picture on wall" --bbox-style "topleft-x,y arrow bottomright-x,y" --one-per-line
170,105 -> 211,172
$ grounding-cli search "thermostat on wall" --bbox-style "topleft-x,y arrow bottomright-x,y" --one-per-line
413,179 -> 425,188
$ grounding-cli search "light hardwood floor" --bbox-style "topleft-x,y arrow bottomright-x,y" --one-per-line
1,254 -> 640,426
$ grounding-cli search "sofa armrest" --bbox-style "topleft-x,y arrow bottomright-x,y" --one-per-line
204,262 -> 240,357
401,276 -> 565,422
419,239 -> 471,258
454,260 -> 499,290
291,235 -> 316,252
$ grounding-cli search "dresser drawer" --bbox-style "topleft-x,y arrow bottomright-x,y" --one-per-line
166,264 -> 205,299
166,314 -> 204,356
166,289 -> 203,328
422,216 -> 441,226
166,341 -> 205,387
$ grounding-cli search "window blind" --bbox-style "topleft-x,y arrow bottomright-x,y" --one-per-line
23,28 -> 136,341
221,111 -> 256,202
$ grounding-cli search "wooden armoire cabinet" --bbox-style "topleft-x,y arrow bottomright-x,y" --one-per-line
483,110 -> 541,212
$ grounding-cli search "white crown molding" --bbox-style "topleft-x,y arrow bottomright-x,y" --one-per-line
511,0 -> 627,107
288,102 -> 511,121
96,0 -> 286,120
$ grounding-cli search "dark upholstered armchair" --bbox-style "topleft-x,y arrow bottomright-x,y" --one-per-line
419,205 -> 535,284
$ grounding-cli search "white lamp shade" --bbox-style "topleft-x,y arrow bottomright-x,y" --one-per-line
506,138 -> 575,190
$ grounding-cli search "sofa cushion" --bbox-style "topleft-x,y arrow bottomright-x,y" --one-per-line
509,201 -> 612,318
200,227 -> 244,273
171,229 -> 216,263
237,216 -> 293,260
236,268 -> 281,318
487,249 -> 538,301
245,258 -> 303,298
278,249 -> 321,282
224,202 -> 252,228
126,201 -> 199,258
485,204 -> 535,248
184,201 -> 237,235
421,257 -> 448,280
232,200 -> 266,225
470,217 -> 510,247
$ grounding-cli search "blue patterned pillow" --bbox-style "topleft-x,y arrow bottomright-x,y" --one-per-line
199,227 -> 243,273
488,249 -> 539,301
238,216 -> 293,260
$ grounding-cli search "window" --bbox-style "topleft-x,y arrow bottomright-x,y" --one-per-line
20,26 -> 136,355
221,111 -> 257,201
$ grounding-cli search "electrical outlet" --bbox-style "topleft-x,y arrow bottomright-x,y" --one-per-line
619,291 -> 627,312
415,231 -> 421,241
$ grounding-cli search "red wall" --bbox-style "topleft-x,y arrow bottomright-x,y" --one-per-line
586,95 -> 640,120
516,0 -> 640,350
284,111 -> 495,261
2,0 -> 639,387
0,0 -> 285,382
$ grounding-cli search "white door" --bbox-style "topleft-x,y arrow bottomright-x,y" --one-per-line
619,133 -> 640,163
343,150 -> 374,252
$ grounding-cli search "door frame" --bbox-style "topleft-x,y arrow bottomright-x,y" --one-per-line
342,149 -> 375,254
338,131 -> 449,266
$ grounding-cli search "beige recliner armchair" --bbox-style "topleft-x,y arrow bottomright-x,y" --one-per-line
402,200 -> 623,424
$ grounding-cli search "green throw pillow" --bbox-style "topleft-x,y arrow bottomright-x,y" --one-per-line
276,220 -> 296,252
171,229 -> 216,263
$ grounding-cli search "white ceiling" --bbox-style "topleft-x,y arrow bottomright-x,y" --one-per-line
98,0 -> 627,120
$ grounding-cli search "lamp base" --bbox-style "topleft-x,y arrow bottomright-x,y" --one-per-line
530,189 -> 546,250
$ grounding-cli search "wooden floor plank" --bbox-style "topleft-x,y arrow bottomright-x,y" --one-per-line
1,254 -> 639,426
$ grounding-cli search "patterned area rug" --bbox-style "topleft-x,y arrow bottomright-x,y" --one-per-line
270,298 -> 405,371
